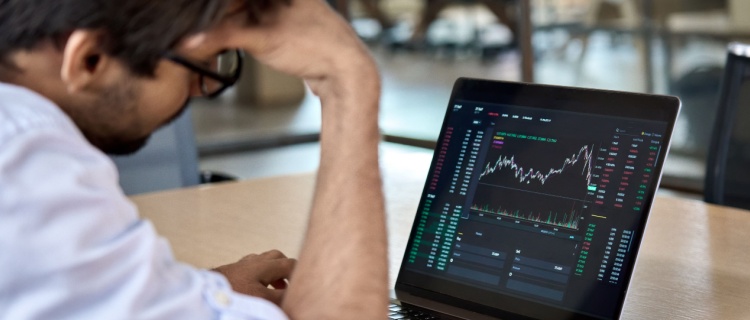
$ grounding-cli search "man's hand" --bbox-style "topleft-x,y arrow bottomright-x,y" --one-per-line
187,0 -> 377,96
212,250 -> 296,305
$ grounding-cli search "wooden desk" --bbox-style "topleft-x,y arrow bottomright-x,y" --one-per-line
132,151 -> 750,319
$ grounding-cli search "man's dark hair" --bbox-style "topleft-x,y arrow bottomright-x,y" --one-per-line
0,0 -> 287,76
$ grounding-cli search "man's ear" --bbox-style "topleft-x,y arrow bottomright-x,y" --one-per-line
60,30 -> 117,93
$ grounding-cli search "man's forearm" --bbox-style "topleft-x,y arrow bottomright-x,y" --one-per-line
206,1 -> 391,316
282,61 -> 388,319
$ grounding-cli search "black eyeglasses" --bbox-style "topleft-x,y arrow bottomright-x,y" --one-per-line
163,49 -> 244,98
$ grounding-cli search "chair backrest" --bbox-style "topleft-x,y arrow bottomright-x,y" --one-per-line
705,42 -> 750,210
111,108 -> 200,195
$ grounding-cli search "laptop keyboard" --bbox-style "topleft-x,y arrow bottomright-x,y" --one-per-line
388,302 -> 440,320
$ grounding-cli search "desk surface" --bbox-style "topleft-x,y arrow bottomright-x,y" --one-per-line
132,151 -> 750,319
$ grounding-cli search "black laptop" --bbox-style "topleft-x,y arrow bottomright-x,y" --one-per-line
390,78 -> 680,320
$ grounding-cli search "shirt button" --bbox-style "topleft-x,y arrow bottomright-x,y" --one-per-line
214,291 -> 232,307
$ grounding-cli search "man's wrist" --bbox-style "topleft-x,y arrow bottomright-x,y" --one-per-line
312,47 -> 380,103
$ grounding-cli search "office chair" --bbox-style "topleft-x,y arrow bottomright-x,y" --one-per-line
704,42 -> 750,210
112,108 -> 235,195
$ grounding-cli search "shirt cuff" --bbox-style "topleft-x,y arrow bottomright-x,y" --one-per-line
201,270 -> 289,320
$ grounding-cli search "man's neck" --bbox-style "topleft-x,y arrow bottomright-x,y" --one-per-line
0,59 -> 24,86
1,45 -> 69,105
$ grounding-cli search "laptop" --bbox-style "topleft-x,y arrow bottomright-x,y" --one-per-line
390,78 -> 681,320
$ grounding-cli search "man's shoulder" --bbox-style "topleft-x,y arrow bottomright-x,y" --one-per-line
0,83 -> 125,221
0,82 -> 108,186
0,82 -> 78,145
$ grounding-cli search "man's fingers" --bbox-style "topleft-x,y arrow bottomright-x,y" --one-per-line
261,288 -> 286,306
258,258 -> 296,285
259,249 -> 288,259
237,251 -> 296,285
239,249 -> 288,262
270,278 -> 288,290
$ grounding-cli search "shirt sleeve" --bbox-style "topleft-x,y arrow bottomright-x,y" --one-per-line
0,119 -> 287,319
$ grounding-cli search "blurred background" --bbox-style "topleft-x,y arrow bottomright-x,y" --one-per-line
121,0 -> 750,198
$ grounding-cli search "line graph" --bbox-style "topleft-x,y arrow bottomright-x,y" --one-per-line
467,134 -> 598,227
476,133 -> 599,201
479,144 -> 595,186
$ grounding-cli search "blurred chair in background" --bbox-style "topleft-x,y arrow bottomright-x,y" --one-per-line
704,42 -> 750,210
112,109 -> 235,195
410,0 -> 517,45
671,65 -> 723,158
572,0 -> 641,85
328,0 -> 393,29
112,109 -> 200,195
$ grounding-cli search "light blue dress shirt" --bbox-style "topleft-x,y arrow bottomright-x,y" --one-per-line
0,83 -> 287,320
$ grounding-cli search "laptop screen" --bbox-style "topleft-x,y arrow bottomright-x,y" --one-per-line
396,79 -> 680,320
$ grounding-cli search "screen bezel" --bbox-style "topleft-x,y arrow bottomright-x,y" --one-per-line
395,78 -> 681,320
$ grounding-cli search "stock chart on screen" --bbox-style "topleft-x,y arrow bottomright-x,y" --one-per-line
403,100 -> 668,316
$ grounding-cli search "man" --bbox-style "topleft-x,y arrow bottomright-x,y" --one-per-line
0,0 -> 387,319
